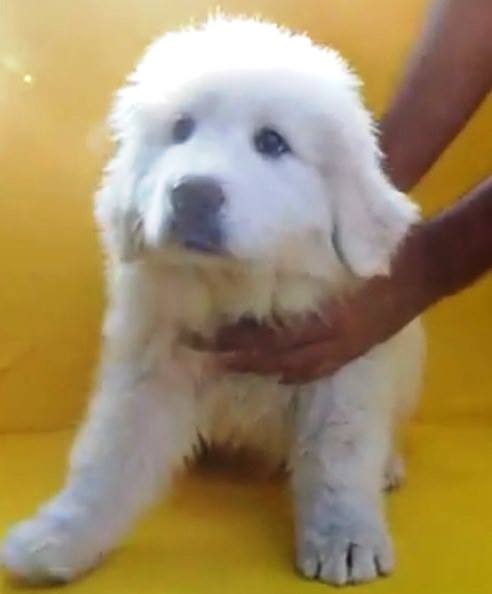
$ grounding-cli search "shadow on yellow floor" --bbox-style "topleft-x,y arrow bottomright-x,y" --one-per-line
1,1 -> 492,592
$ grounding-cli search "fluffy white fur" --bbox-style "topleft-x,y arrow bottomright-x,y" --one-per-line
2,17 -> 425,586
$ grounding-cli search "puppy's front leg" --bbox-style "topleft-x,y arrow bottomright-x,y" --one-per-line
2,356 -> 197,584
292,375 -> 393,586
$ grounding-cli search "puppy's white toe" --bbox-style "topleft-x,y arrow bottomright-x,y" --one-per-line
296,501 -> 393,586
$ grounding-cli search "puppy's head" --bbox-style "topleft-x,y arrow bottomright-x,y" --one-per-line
97,17 -> 419,280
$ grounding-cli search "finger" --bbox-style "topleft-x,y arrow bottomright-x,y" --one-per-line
215,321 -> 281,351
187,318 -> 279,352
274,339 -> 350,384
215,350 -> 283,375
218,339 -> 341,382
279,343 -> 346,384
215,310 -> 334,352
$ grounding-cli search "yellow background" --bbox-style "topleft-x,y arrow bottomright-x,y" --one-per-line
1,1 -> 491,593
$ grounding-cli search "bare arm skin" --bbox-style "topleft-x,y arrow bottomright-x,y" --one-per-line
381,0 -> 492,191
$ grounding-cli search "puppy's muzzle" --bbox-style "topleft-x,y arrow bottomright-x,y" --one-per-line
169,176 -> 225,254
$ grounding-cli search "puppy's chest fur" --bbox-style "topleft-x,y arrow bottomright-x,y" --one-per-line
155,263 -> 334,459
160,263 -> 334,333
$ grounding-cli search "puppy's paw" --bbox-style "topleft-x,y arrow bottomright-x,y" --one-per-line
1,512 -> 104,585
384,453 -> 405,491
296,501 -> 393,586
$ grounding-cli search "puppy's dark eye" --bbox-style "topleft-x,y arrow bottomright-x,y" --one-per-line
254,127 -> 291,158
172,115 -> 195,143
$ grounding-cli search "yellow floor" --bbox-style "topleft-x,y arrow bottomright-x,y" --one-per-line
2,424 -> 492,594
2,0 -> 492,592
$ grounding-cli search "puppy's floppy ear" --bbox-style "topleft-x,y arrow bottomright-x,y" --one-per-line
330,125 -> 419,278
116,206 -> 144,262
95,76 -> 153,263
95,156 -> 145,263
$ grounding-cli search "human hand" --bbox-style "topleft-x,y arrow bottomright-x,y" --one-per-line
192,299 -> 371,384
191,222 -> 433,384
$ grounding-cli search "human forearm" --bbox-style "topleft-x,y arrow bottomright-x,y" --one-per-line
380,0 -> 492,191
342,175 -> 492,359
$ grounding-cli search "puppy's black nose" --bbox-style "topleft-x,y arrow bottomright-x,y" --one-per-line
169,176 -> 225,254
171,176 -> 225,215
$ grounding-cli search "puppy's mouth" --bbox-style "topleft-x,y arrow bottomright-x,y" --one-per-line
168,220 -> 227,257
178,234 -> 225,256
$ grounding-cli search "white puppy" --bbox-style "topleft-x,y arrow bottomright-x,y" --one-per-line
2,17 -> 425,586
